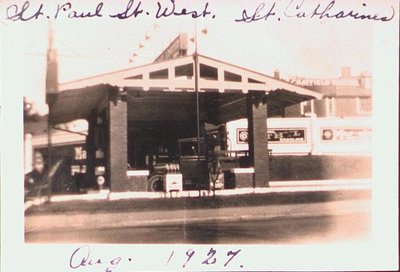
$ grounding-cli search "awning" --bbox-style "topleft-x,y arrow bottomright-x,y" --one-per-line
50,85 -> 109,124
52,54 -> 322,125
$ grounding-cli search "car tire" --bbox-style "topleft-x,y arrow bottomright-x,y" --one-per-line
148,173 -> 164,192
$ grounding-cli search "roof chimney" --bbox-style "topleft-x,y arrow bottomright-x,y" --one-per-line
341,67 -> 351,78
274,69 -> 280,80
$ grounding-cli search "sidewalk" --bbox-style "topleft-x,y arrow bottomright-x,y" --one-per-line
25,198 -> 370,233
25,178 -> 371,214
25,179 -> 371,237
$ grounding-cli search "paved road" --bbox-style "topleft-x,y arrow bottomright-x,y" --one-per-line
25,197 -> 371,244
25,213 -> 370,244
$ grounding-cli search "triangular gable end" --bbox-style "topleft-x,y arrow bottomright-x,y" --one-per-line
60,54 -> 322,99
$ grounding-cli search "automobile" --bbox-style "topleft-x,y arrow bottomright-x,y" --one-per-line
147,137 -> 224,192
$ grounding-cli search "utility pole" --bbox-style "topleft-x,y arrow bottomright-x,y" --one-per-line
193,20 -> 202,193
45,22 -> 59,196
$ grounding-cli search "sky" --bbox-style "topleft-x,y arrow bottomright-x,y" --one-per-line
1,0 -> 397,114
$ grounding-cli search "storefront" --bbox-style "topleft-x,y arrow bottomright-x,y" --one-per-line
46,53 -> 321,193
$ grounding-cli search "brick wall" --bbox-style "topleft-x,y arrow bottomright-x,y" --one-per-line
252,102 -> 270,187
270,155 -> 372,180
108,100 -> 128,192
127,175 -> 148,191
86,111 -> 96,184
335,98 -> 357,117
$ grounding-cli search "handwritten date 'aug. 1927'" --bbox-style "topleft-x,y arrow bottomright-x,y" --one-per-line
69,245 -> 242,272
5,0 -> 395,23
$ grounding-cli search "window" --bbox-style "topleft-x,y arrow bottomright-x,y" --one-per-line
200,64 -> 218,80
149,69 -> 168,79
356,97 -> 372,115
325,97 -> 335,117
175,64 -> 193,78
224,71 -> 242,82
300,100 -> 314,116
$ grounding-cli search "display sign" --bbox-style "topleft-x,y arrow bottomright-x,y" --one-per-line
236,129 -> 249,144
74,146 -> 87,160
321,128 -> 372,141
236,128 -> 306,144
268,128 -> 306,143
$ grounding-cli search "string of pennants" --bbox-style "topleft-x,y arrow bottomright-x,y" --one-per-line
129,23 -> 208,63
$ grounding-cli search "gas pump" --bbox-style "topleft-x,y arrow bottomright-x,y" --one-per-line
147,125 -> 227,192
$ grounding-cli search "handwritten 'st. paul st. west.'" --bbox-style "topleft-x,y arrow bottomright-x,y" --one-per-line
5,0 -> 216,21
4,0 -> 396,23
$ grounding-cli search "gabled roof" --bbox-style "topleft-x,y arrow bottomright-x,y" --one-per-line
51,54 -> 322,124
60,54 -> 322,99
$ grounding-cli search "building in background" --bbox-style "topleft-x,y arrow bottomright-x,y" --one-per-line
285,67 -> 372,118
226,67 -> 372,181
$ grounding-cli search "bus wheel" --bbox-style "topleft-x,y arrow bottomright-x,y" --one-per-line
148,173 -> 164,192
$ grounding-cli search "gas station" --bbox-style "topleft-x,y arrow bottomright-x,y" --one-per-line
44,33 -> 322,194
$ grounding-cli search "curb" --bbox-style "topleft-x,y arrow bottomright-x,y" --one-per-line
24,179 -> 371,212
25,198 -> 371,233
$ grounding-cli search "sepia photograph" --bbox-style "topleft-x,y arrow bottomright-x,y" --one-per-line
1,0 -> 399,271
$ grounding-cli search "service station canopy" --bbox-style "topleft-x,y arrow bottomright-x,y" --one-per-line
51,54 -> 322,125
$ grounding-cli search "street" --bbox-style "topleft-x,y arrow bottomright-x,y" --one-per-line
25,190 -> 371,244
26,213 -> 370,244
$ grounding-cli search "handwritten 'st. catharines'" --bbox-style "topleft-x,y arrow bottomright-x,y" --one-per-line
4,0 -> 396,23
